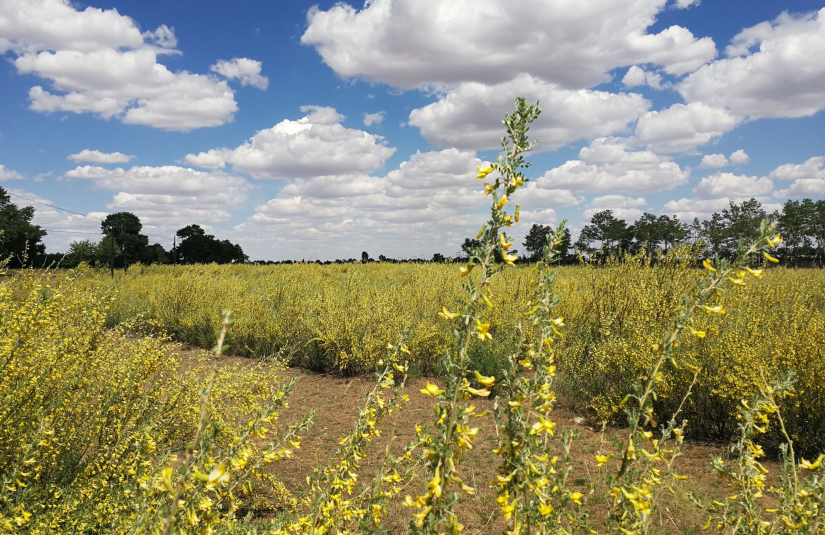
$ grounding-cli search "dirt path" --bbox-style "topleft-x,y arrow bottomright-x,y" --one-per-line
172,344 -> 756,534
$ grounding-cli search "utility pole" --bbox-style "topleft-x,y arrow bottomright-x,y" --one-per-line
172,234 -> 176,266
109,233 -> 114,279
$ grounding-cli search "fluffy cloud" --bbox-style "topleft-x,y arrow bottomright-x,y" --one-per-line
587,195 -> 647,210
729,149 -> 750,165
679,9 -> 825,119
210,58 -> 269,89
699,153 -> 729,168
301,0 -> 716,89
634,102 -> 740,153
698,149 -> 749,169
661,197 -> 737,220
622,65 -> 663,89
68,149 -> 135,164
662,196 -> 781,221
234,148 -> 567,260
64,165 -> 252,225
185,106 -> 396,179
0,0 -> 264,130
363,111 -> 385,126
770,155 -> 825,197
582,195 -> 647,221
535,137 -> 690,193
693,172 -> 773,199
0,164 -> 24,181
0,0 -> 144,54
408,74 -> 650,152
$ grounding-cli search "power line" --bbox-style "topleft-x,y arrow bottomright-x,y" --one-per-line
7,191 -> 174,244
7,191 -> 106,221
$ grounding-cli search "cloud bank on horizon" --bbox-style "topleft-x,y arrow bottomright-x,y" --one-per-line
1,0 -> 824,260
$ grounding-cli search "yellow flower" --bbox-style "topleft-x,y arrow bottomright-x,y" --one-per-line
690,328 -> 706,338
476,322 -> 492,341
438,307 -> 460,320
484,183 -> 496,195
570,492 -> 583,505
552,317 -> 565,327
459,264 -> 473,277
800,454 -> 824,470
502,252 -> 518,266
727,276 -> 745,286
499,233 -> 513,251
476,165 -> 494,179
420,381 -> 445,396
762,251 -> 779,263
745,266 -> 763,279
595,454 -> 612,467
495,195 -> 509,210
466,386 -> 491,397
702,258 -> 716,273
699,305 -> 725,315
767,234 -> 783,249
474,370 -> 495,387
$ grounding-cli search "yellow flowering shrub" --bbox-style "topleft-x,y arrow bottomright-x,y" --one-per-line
0,267 -> 300,533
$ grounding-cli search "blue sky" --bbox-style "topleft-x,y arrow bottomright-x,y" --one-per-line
1,0 -> 824,260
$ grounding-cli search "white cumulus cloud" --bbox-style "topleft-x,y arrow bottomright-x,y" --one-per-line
68,149 -> 135,164
693,172 -> 773,199
64,165 -> 253,226
622,65 -> 663,89
363,111 -> 385,126
185,106 -> 396,179
634,102 -> 740,153
536,137 -> 690,193
770,155 -> 825,197
679,9 -> 825,119
210,58 -> 269,89
408,74 -> 650,152
0,0 -> 265,130
0,164 -> 25,181
301,0 -> 716,89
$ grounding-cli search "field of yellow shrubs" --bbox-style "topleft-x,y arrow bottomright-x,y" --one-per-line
92,255 -> 825,453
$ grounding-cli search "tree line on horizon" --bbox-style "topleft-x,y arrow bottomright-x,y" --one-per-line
3,185 -> 825,268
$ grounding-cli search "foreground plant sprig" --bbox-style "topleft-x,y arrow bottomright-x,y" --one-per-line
406,98 -> 541,535
491,222 -> 594,535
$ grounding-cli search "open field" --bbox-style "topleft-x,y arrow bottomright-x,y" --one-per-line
90,257 -> 825,452
2,255 -> 824,533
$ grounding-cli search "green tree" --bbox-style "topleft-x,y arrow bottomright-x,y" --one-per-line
66,239 -> 98,267
100,212 -> 149,272
0,187 -> 47,267
95,234 -> 121,267
701,199 -> 767,259
523,224 -> 553,260
523,224 -> 571,262
775,199 -> 815,267
632,213 -> 688,253
175,224 -> 247,264
576,210 -> 630,258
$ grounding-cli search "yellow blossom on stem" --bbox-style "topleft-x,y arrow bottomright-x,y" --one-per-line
702,258 -> 717,273
474,371 -> 495,387
475,322 -> 492,341
762,251 -> 779,263
420,381 -> 445,397
476,166 -> 494,179
438,307 -> 461,320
